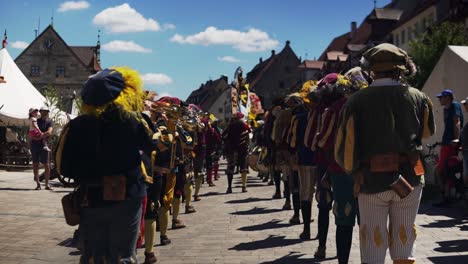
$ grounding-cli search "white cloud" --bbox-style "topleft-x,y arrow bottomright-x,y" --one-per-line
10,41 -> 29,49
58,1 -> 90,12
101,40 -> 152,53
171,26 -> 279,52
142,73 -> 173,86
218,56 -> 240,63
162,23 -> 176,31
93,3 -> 160,33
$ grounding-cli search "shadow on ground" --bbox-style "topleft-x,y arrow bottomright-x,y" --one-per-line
229,235 -> 302,251
259,251 -> 336,264
0,187 -> 38,191
230,207 -> 283,215
226,197 -> 272,204
434,239 -> 468,253
198,191 -> 224,197
238,219 -> 291,231
428,255 -> 468,263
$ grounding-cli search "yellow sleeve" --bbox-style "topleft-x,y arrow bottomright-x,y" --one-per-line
334,108 -> 358,174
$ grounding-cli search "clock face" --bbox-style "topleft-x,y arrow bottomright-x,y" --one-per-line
44,39 -> 54,50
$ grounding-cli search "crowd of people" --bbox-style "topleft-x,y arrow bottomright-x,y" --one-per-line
45,42 -> 468,264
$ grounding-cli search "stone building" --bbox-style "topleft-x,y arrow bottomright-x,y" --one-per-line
185,75 -> 230,118
15,25 -> 101,112
246,40 -> 301,109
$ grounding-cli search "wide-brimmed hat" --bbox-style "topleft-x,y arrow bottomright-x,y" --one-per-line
39,106 -> 50,111
81,69 -> 126,106
461,97 -> 468,104
29,107 -> 39,114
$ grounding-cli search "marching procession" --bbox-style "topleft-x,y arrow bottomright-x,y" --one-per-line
49,42 -> 438,264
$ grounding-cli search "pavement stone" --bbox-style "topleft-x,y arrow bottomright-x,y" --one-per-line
1,162 -> 468,263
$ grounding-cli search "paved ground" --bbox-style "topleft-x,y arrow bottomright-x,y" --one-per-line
1,162 -> 468,263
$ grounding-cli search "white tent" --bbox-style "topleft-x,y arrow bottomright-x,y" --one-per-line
0,48 -> 70,127
423,45 -> 468,145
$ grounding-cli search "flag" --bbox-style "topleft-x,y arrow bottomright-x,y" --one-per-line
2,30 -> 7,48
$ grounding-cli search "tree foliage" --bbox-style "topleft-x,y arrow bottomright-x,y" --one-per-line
409,21 -> 468,89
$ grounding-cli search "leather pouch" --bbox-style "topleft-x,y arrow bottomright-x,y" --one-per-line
390,174 -> 414,199
103,175 -> 126,201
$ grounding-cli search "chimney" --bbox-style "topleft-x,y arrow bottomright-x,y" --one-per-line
350,21 -> 357,39
220,75 -> 228,83
285,40 -> 291,46
259,57 -> 263,63
271,50 -> 276,57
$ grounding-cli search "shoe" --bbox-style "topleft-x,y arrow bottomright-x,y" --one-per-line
262,177 -> 269,182
282,201 -> 292,210
172,219 -> 186,229
144,252 -> 157,264
289,215 -> 300,225
272,192 -> 281,199
268,180 -> 274,185
45,186 -> 53,190
194,195 -> 201,202
226,187 -> 233,194
242,187 -> 247,193
185,206 -> 196,214
314,246 -> 326,259
208,182 -> 216,187
160,235 -> 171,245
34,185 -> 41,190
43,146 -> 51,152
299,231 -> 311,240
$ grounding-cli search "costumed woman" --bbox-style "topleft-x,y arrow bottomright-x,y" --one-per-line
56,67 -> 155,263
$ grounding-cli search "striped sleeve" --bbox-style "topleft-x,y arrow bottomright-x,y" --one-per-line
317,110 -> 337,150
311,109 -> 328,151
334,106 -> 358,174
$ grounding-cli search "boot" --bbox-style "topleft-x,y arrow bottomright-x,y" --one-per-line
227,173 -> 233,193
336,225 -> 353,264
292,192 -> 300,219
172,219 -> 186,229
160,235 -> 171,246
289,214 -> 300,225
317,207 -> 330,252
144,252 -> 157,264
299,201 -> 312,240
282,199 -> 292,210
207,168 -> 215,186
185,205 -> 196,214
214,163 -> 220,180
272,191 -> 281,199
241,171 -> 248,192
314,245 -> 326,259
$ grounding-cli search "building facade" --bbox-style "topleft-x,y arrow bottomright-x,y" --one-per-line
15,25 -> 101,112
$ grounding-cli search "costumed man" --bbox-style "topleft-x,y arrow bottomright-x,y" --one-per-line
283,94 -> 306,225
289,86 -> 319,240
316,71 -> 367,263
205,118 -> 221,186
222,112 -> 251,193
56,67 -> 155,263
264,99 -> 284,199
151,102 -> 184,246
212,118 -> 223,181
272,99 -> 295,211
335,43 -> 435,264
193,120 -> 207,201
180,119 -> 197,214
310,73 -> 340,259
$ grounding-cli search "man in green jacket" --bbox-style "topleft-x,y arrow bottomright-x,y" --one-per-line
335,43 -> 435,264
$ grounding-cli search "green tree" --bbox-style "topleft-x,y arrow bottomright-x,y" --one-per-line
409,21 -> 468,89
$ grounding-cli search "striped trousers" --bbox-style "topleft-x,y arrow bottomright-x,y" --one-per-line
358,185 -> 422,264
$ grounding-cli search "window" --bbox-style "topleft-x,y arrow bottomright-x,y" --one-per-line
279,81 -> 285,89
30,65 -> 40,76
408,27 -> 413,41
218,107 -> 223,113
422,17 -> 427,29
56,66 -> 65,77
401,30 -> 406,44
414,22 -> 420,36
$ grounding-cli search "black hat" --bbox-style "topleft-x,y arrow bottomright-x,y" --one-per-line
81,69 -> 126,106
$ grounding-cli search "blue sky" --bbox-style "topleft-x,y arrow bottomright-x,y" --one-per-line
1,0 -> 390,100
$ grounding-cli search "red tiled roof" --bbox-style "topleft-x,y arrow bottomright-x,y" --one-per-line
349,21 -> 372,45
70,46 -> 101,72
299,60 -> 325,70
318,32 -> 349,61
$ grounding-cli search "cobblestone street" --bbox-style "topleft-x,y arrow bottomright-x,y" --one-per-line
1,163 -> 468,263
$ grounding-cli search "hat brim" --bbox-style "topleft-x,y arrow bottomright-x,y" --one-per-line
461,100 -> 467,104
